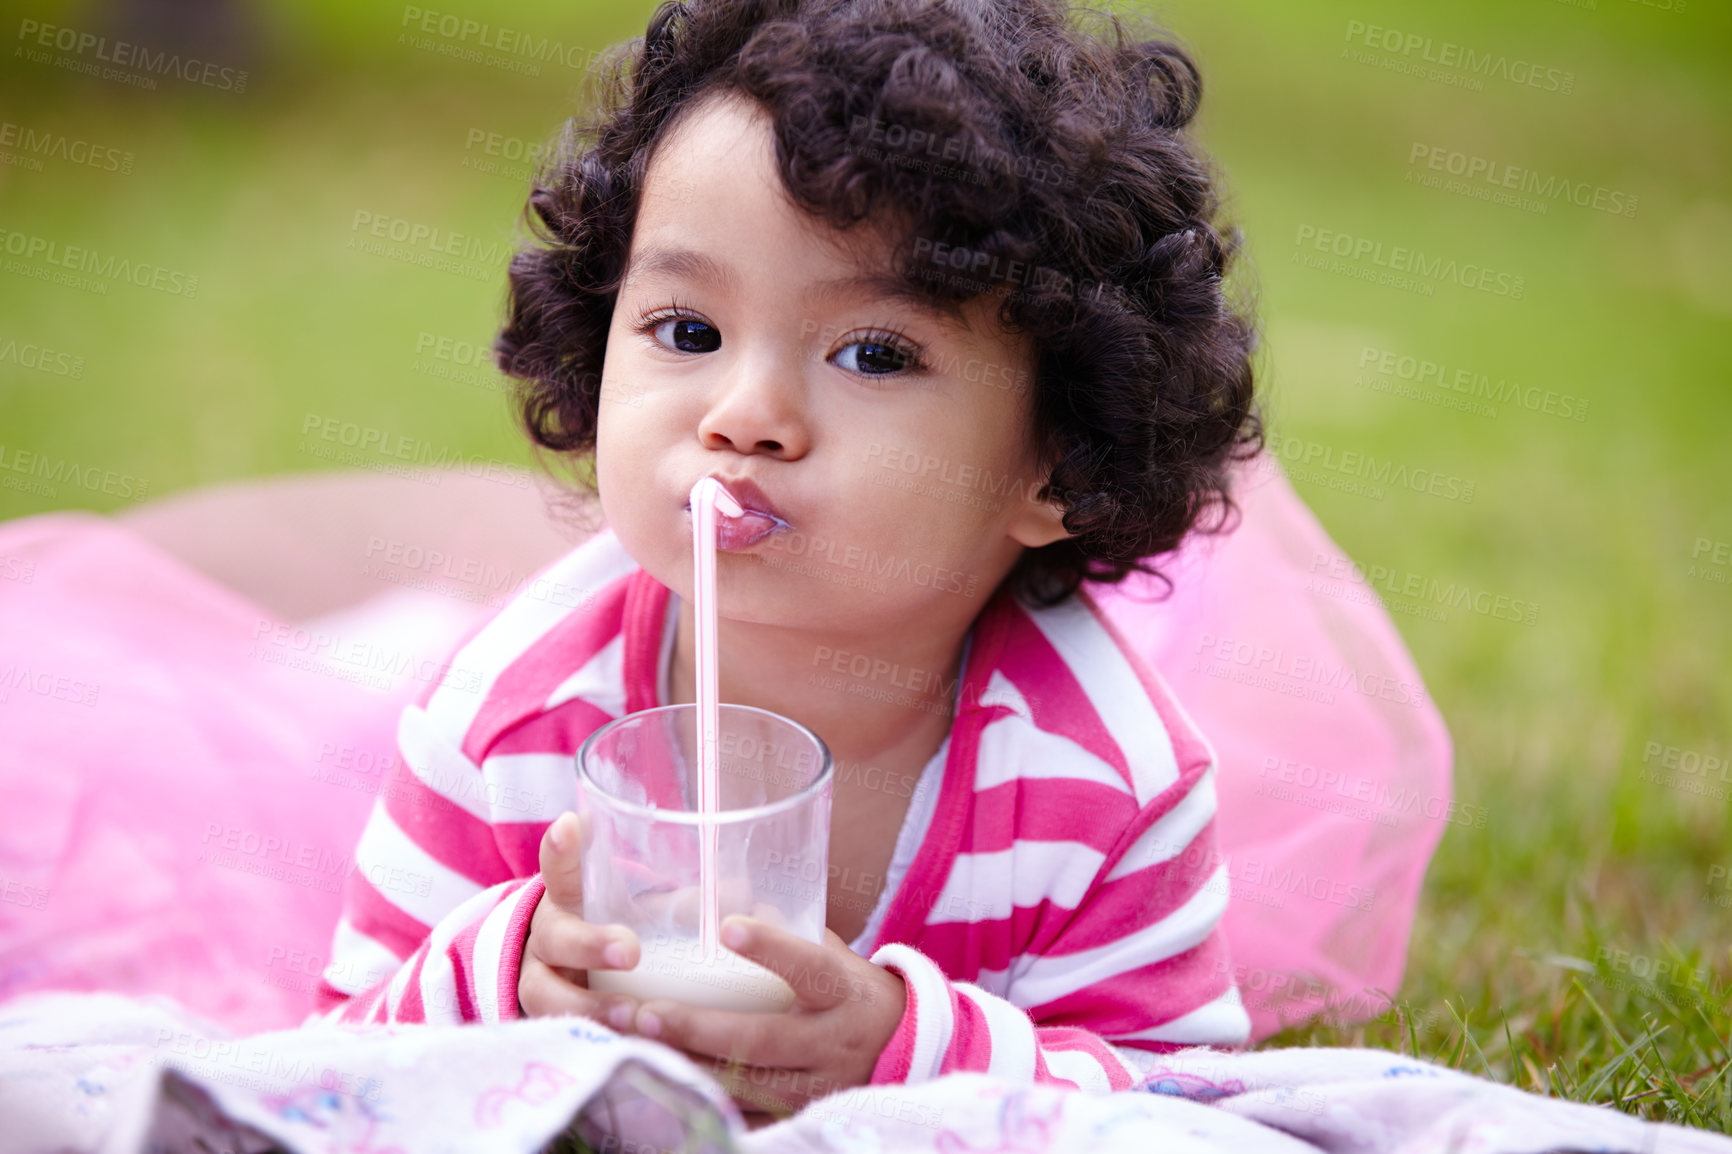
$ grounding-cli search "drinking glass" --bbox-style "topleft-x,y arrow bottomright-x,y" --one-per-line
577,703 -> 833,1011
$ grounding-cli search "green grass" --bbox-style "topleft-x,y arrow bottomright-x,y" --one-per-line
2,0 -> 1729,1134
1156,0 -> 1732,1130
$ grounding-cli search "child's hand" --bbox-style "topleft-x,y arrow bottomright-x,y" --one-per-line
626,916 -> 908,1115
518,811 -> 642,1029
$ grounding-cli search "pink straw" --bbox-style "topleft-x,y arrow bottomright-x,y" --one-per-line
689,477 -> 742,963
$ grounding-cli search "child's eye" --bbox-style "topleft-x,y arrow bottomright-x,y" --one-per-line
634,307 -> 925,381
831,329 -> 927,379
646,315 -> 720,354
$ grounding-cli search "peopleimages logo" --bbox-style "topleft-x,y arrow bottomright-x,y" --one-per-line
1407,144 -> 1637,219
349,211 -> 510,266
1190,632 -> 1430,709
1293,225 -> 1525,299
398,7 -> 608,73
0,442 -> 150,502
15,19 -> 249,92
1357,346 -> 1588,423
297,413 -> 531,489
1262,431 -> 1476,504
0,335 -> 84,379
1258,755 -> 1487,829
1309,550 -> 1540,627
0,227 -> 199,298
0,121 -> 135,175
1341,20 -> 1575,95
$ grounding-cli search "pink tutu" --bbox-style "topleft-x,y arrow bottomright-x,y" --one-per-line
0,462 -> 1450,1040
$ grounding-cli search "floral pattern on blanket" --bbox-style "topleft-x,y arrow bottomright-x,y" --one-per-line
0,990 -> 1727,1154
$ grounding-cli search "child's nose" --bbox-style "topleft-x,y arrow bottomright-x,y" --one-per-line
696,368 -> 810,459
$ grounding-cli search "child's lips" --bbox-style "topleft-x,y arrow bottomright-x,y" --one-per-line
713,509 -> 785,551
682,503 -> 789,551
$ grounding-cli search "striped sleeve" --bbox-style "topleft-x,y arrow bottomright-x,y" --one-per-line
867,765 -> 1248,1090
307,699 -> 539,1025
308,875 -> 547,1026
305,532 -> 640,1027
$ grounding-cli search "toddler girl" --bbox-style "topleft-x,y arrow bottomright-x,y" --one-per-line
312,0 -> 1263,1113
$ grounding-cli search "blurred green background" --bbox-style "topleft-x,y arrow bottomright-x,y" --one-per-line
2,0 -> 1729,1127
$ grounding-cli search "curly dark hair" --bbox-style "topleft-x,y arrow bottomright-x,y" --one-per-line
496,0 -> 1262,609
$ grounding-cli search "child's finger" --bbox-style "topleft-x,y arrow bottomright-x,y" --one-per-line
632,999 -> 814,1071
538,810 -> 588,912
519,954 -> 639,1029
719,916 -> 851,1011
529,907 -> 640,974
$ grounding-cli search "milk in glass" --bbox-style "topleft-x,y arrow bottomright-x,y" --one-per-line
588,933 -> 795,1012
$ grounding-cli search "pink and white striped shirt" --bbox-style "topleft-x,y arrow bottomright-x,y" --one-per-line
310,527 -> 1249,1089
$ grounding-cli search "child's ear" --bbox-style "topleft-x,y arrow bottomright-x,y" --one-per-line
1006,485 -> 1074,549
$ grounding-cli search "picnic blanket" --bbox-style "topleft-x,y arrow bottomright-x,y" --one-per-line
3,988 -> 1725,1154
